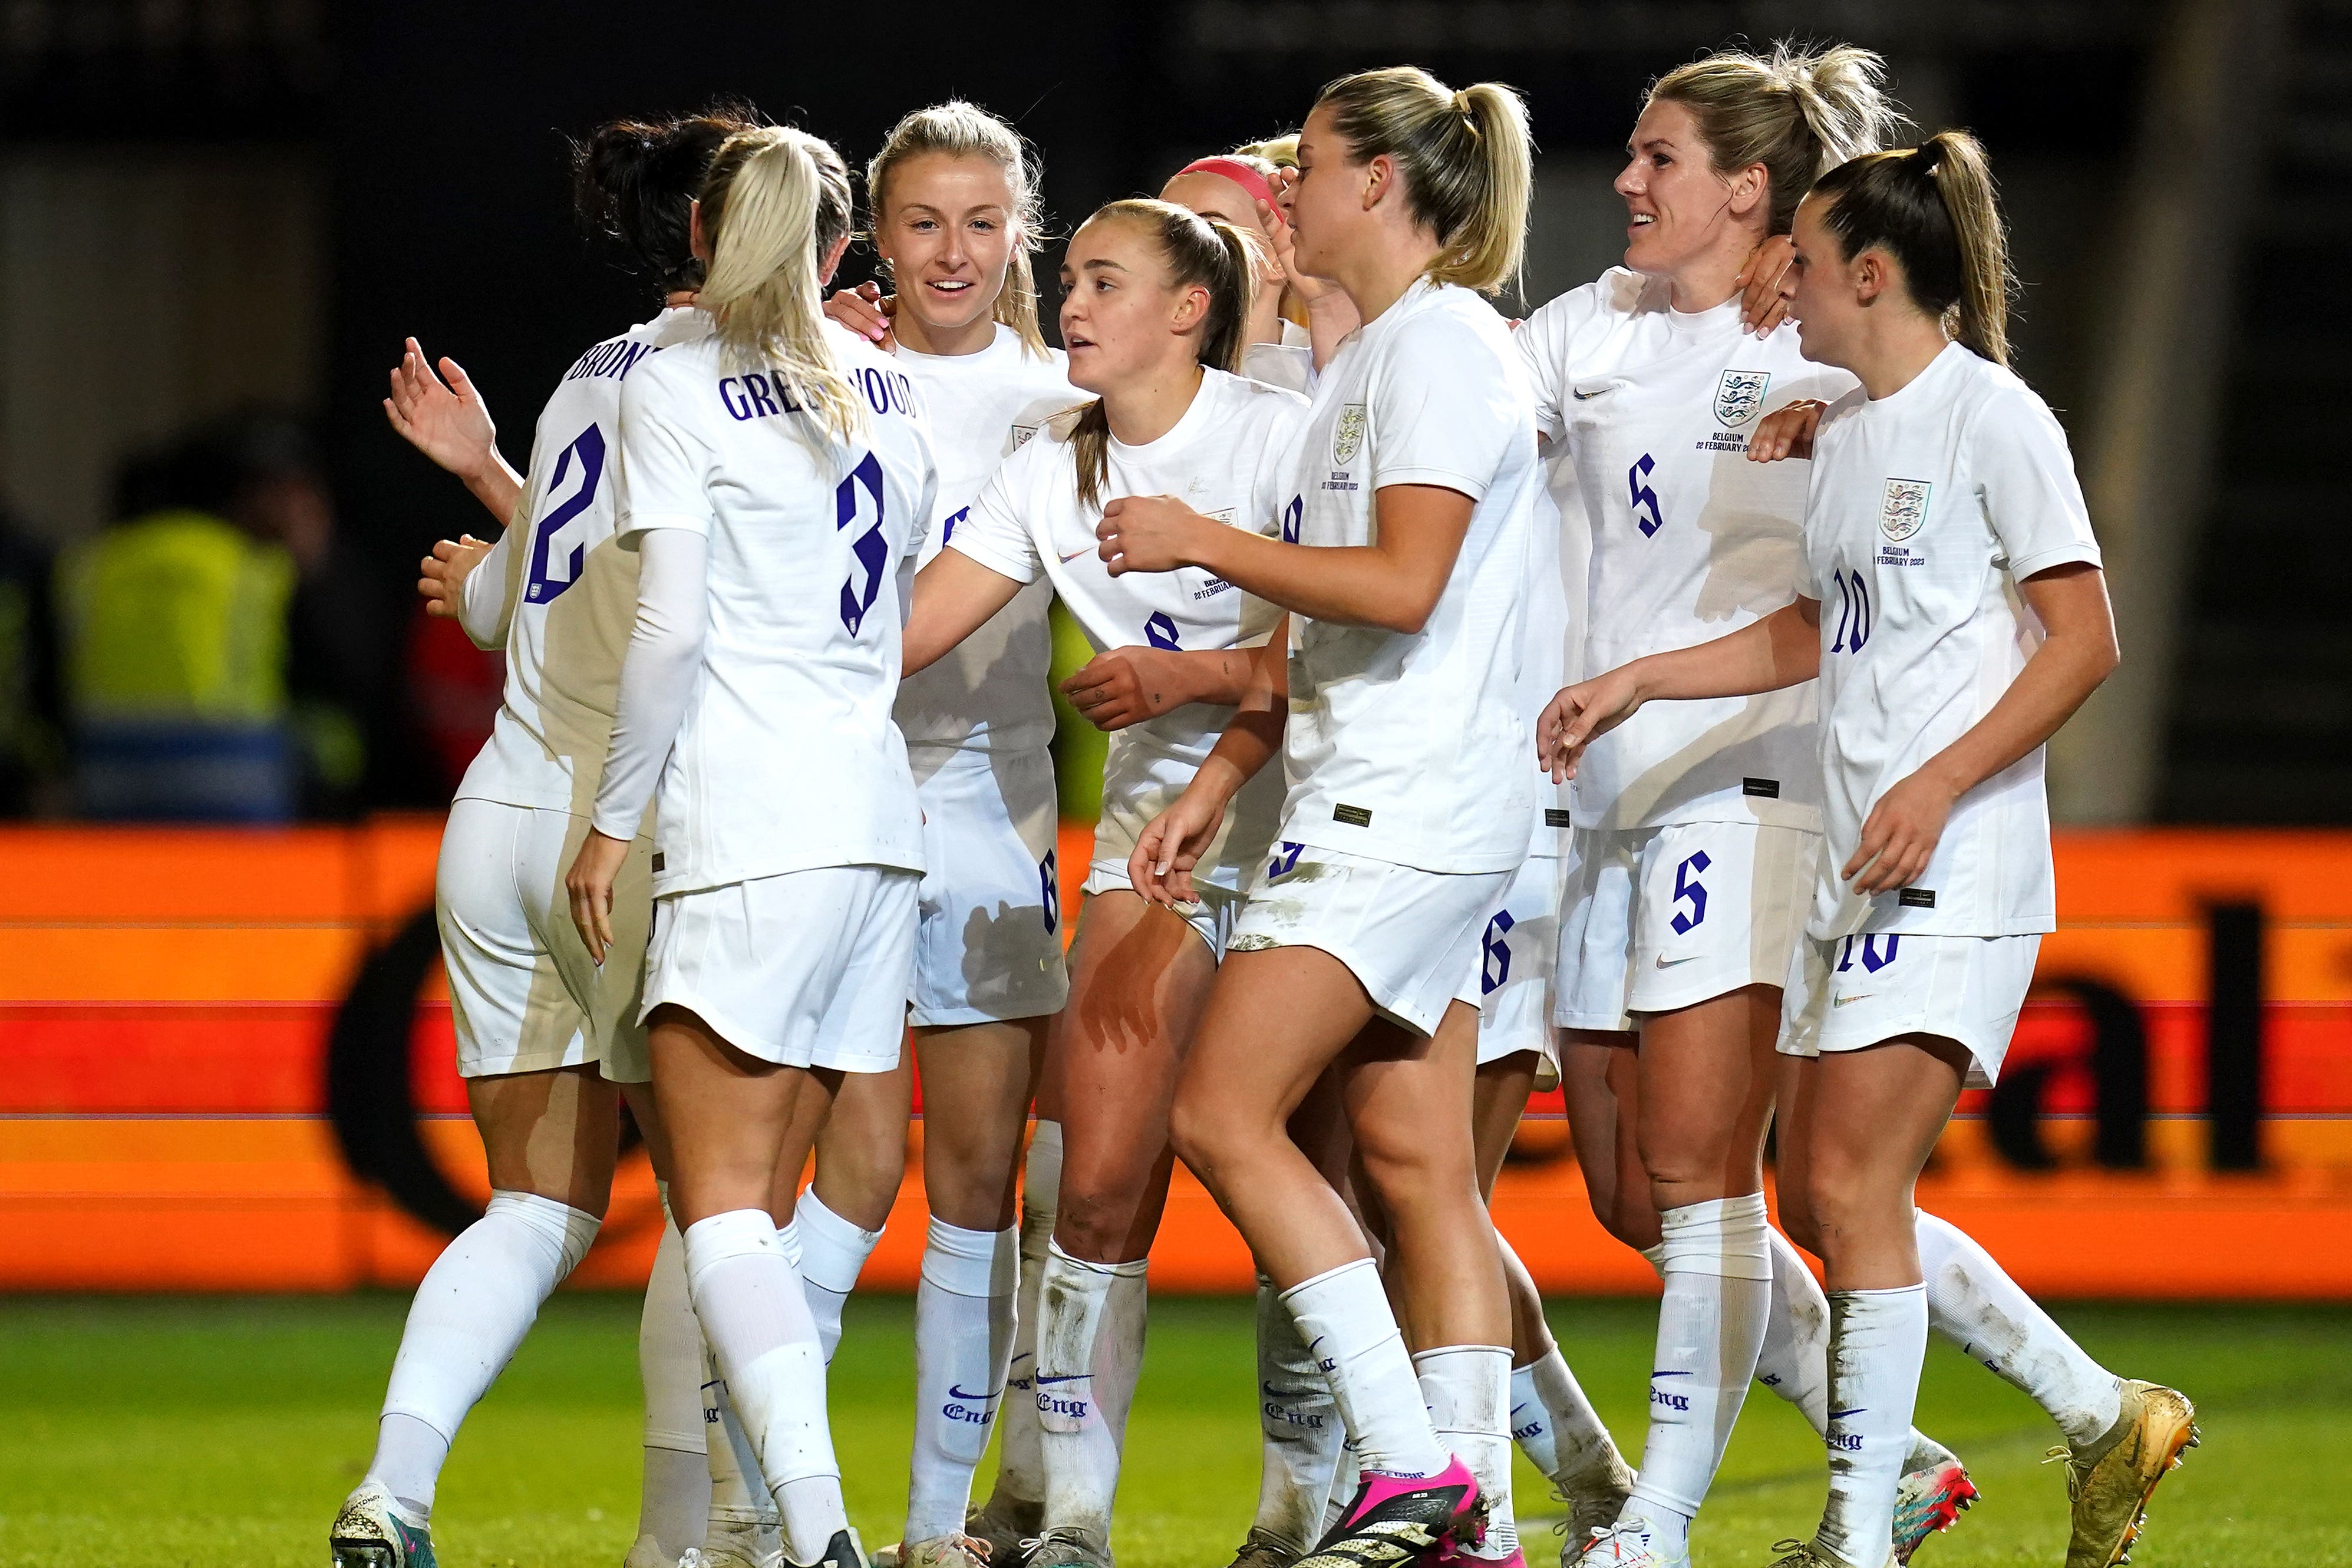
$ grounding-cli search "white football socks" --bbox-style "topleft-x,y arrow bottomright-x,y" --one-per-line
1251,1273 -> 1345,1551
1625,1193 -> 1774,1554
991,1119 -> 1061,1514
639,1212 -> 711,1560
702,1339 -> 778,1533
905,1218 -> 1020,1543
1816,1286 -> 1928,1568
1415,1345 -> 1516,1561
1915,1210 -> 2122,1446
1324,1441 -> 1361,1536
371,1189 -> 602,1516
1281,1259 -> 1449,1480
684,1209 -> 847,1564
1035,1240 -> 1150,1543
1757,1225 -> 1834,1433
793,1189 -> 882,1364
1509,1349 -> 1618,1493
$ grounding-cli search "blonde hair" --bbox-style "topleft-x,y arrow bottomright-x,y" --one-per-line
1232,134 -> 1298,170
866,100 -> 1050,360
1067,199 -> 1258,511
1649,42 -> 1904,235
1812,130 -> 2015,365
698,126 -> 863,439
1314,67 -> 1533,297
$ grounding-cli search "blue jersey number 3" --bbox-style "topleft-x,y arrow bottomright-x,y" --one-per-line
836,453 -> 889,635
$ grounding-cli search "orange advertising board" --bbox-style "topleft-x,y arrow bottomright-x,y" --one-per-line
2,820 -> 2348,1297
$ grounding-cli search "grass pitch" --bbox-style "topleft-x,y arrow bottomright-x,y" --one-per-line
0,1293 -> 2342,1567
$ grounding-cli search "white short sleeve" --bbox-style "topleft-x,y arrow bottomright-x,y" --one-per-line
944,454 -> 1045,586
1972,391 -> 2102,580
1373,312 -> 1518,501
615,358 -> 716,543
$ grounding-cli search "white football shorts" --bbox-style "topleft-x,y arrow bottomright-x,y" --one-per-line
1229,841 -> 1510,1038
909,743 -> 1068,1028
642,864 -> 918,1071
1779,930 -> 2040,1090
1554,820 -> 1817,1034
1453,851 -> 1565,1071
437,798 -> 651,1082
1080,860 -> 1244,959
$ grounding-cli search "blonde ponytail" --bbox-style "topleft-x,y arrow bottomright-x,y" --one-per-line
1811,130 -> 2017,365
1650,41 -> 1905,233
1314,67 -> 1533,297
867,100 -> 1051,359
698,126 -> 863,440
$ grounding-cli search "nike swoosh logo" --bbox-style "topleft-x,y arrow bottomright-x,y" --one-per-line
1655,953 -> 1701,968
1829,1408 -> 1868,1418
1509,1402 -> 1529,1414
948,1384 -> 1003,1401
1571,388 -> 1607,400
1009,1352 -> 1032,1366
1059,544 -> 1094,563
1307,1336 -> 1325,1352
1034,1372 -> 1093,1385
1263,1382 -> 1320,1399
1652,1370 -> 1694,1378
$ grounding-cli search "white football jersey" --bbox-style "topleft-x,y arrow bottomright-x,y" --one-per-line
1280,279 -> 1540,876
892,325 -> 1081,752
454,306 -> 701,821
1241,319 -> 1315,396
614,315 -> 938,896
1522,475 -> 1572,859
1517,268 -> 1855,834
953,368 -> 1310,890
1803,342 -> 2103,940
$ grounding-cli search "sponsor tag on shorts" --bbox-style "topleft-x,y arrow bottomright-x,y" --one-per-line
1332,803 -> 1373,828
1743,777 -> 1780,798
651,853 -> 665,873
1544,808 -> 1571,827
1899,887 -> 1935,908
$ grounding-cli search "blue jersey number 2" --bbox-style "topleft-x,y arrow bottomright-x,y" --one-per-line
524,424 -> 608,604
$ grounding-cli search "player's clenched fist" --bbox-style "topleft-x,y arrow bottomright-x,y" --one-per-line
1096,494 -> 1205,575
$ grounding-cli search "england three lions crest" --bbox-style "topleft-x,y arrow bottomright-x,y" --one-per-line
1714,369 -> 1771,427
1332,403 -> 1367,466
1879,477 -> 1932,542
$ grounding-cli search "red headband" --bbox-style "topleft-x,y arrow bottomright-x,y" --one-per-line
1174,156 -> 1278,213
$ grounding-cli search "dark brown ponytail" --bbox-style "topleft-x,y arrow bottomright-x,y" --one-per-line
1812,130 -> 2015,365
572,104 -> 760,296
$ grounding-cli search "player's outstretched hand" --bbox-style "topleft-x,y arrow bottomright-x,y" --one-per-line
1063,647 -> 1189,732
1747,399 -> 1825,463
384,339 -> 499,480
1097,494 -> 1204,576
1130,787 -> 1227,909
1844,768 -> 1959,896
418,534 -> 493,617
1735,234 -> 1797,336
565,828 -> 632,966
1537,666 -> 1646,783
824,282 -> 896,348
